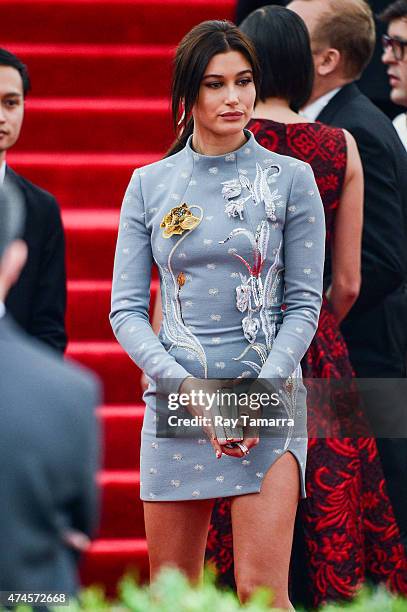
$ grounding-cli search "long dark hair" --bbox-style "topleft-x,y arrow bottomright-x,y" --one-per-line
240,6 -> 314,111
166,20 -> 260,157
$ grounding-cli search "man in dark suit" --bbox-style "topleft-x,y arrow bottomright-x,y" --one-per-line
0,184 -> 101,598
289,0 -> 407,546
0,47 -> 67,353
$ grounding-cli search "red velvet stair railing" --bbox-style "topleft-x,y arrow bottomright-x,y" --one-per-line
2,0 -> 235,596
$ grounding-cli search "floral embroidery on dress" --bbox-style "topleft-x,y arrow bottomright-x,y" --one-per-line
158,204 -> 208,377
242,316 -> 260,344
221,179 -> 249,220
278,364 -> 301,451
221,161 -> 282,222
219,221 -> 272,347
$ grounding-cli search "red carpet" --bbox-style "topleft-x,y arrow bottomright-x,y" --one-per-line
1,0 -> 235,595
8,153 -> 159,209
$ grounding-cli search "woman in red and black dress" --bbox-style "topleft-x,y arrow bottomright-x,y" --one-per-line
205,6 -> 407,607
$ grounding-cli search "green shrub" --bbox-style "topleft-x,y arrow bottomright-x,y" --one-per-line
1,565 -> 406,611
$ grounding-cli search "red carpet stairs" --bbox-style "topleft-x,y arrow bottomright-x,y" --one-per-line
1,0 -> 234,595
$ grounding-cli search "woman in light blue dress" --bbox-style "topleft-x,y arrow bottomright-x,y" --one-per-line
110,20 -> 325,610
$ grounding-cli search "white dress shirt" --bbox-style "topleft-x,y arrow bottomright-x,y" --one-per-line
393,113 -> 407,152
0,160 -> 6,185
300,87 -> 342,121
0,301 -> 5,319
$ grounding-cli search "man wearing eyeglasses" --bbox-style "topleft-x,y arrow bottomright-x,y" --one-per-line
380,0 -> 407,150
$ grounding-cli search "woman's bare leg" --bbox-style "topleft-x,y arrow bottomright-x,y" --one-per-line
143,498 -> 215,584
231,451 -> 300,610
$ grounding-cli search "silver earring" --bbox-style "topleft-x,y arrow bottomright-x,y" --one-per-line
177,108 -> 186,126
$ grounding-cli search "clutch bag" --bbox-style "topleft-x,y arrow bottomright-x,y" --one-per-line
211,387 -> 243,444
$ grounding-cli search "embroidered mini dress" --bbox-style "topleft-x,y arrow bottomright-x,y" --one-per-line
110,129 -> 325,501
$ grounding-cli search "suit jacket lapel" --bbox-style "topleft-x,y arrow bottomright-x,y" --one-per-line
4,165 -> 21,190
316,83 -> 361,123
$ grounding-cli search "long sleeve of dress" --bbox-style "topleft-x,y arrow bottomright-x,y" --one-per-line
110,170 -> 192,396
258,163 -> 325,381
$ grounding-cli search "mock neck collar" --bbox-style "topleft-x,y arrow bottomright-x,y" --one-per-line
185,129 -> 256,169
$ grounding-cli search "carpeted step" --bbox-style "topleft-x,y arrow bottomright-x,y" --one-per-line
67,279 -> 159,341
63,210 -> 163,281
67,342 -> 142,404
17,98 -> 172,153
67,281 -> 115,341
0,0 -> 234,46
98,406 -> 144,471
7,152 -> 160,209
63,209 -> 119,280
6,44 -> 174,98
97,471 -> 145,539
79,538 -> 149,596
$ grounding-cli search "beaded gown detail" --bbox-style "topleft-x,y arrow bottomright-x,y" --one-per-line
205,119 -> 407,606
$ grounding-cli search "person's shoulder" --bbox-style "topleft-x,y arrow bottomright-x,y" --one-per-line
254,138 -> 311,174
335,91 -> 395,135
352,96 -> 388,125
307,121 -> 345,140
8,168 -> 61,219
0,317 -> 99,405
9,168 -> 58,205
332,94 -> 406,160
130,148 -> 188,183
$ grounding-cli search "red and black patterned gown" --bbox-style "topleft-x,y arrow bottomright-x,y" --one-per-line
205,119 -> 407,607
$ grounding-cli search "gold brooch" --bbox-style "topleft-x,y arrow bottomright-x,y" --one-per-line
160,203 -> 200,238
